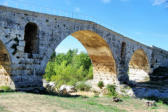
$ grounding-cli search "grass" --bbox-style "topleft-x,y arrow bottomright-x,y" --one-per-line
97,81 -> 104,89
43,94 -> 125,112
0,106 -> 5,111
0,92 -> 168,112
75,82 -> 91,91
0,86 -> 13,92
0,105 -> 9,112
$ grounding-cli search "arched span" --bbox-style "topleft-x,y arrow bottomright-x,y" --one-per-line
128,49 -> 150,82
72,30 -> 117,85
48,30 -> 117,85
0,40 -> 12,87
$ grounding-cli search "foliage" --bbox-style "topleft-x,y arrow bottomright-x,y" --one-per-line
106,85 -> 118,97
0,86 -> 13,92
44,49 -> 93,88
76,82 -> 91,91
98,81 -> 104,89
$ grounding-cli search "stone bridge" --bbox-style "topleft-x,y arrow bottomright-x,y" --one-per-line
0,5 -> 168,91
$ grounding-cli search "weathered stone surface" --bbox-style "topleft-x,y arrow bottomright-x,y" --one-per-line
145,100 -> 156,107
43,80 -> 56,92
0,6 -> 168,98
59,85 -> 76,93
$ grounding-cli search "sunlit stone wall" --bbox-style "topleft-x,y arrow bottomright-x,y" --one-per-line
129,49 -> 150,82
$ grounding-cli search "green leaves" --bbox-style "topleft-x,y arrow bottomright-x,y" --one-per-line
44,49 -> 93,88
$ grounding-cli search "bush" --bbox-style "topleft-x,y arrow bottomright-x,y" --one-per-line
106,85 -> 118,97
76,82 -> 91,91
98,81 -> 104,89
0,86 -> 13,92
44,49 -> 93,88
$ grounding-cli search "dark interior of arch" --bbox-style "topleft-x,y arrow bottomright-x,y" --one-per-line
129,49 -> 150,82
120,42 -> 126,64
71,30 -> 117,85
0,40 -> 11,86
24,22 -> 39,54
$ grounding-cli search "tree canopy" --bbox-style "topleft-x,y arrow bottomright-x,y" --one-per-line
44,49 -> 93,88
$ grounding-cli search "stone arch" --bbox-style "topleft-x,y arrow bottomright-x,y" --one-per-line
24,22 -> 39,54
71,31 -> 117,85
0,40 -> 12,87
45,30 -> 117,85
128,49 -> 150,82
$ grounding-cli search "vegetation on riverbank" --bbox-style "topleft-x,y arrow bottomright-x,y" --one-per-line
43,49 -> 93,88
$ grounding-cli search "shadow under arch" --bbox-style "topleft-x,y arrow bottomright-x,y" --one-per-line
0,39 -> 13,88
51,30 -> 118,85
24,22 -> 39,54
128,49 -> 150,83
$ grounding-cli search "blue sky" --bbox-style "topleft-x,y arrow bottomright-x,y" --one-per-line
0,0 -> 168,53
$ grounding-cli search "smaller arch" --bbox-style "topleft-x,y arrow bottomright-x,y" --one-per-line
128,49 -> 150,82
121,42 -> 126,58
24,22 -> 39,54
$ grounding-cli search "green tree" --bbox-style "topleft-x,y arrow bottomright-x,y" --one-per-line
43,49 -> 93,88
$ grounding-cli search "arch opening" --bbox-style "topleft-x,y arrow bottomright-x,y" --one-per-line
120,42 -> 126,64
0,40 -> 12,87
24,22 -> 39,54
44,30 -> 117,89
128,49 -> 150,82
71,30 -> 117,85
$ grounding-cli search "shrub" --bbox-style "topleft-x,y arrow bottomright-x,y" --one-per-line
98,81 -> 104,89
106,85 -> 118,97
44,49 -> 93,88
0,86 -> 13,92
76,82 -> 91,91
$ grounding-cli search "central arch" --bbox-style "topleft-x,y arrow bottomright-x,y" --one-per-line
44,30 -> 117,87
70,30 -> 117,85
128,49 -> 150,82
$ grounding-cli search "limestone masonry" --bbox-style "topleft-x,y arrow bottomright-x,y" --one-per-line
0,6 -> 168,97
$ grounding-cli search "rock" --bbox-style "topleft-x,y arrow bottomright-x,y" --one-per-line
112,97 -> 122,102
85,80 -> 93,87
48,82 -> 55,88
59,85 -> 76,93
43,80 -> 56,92
101,87 -> 108,95
42,79 -> 48,87
59,88 -> 68,95
116,84 -> 135,97
145,100 -> 156,107
43,80 -> 55,88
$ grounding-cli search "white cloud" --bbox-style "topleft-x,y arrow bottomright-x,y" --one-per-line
101,0 -> 111,4
74,7 -> 80,12
153,0 -> 167,6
